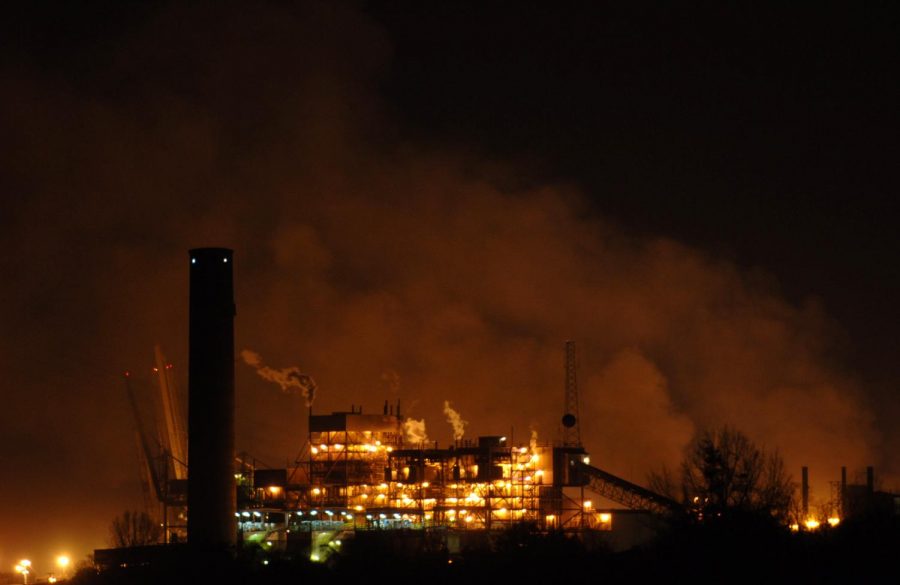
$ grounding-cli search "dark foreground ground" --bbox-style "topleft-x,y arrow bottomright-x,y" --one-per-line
71,517 -> 900,585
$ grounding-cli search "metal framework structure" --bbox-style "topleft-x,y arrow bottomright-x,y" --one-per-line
577,463 -> 682,516
236,412 -> 565,541
123,354 -> 188,545
562,340 -> 582,447
232,406 -> 682,558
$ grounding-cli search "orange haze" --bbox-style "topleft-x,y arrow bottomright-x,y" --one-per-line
0,0 -> 884,571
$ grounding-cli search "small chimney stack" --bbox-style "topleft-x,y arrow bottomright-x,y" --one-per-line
801,466 -> 809,517
841,466 -> 847,517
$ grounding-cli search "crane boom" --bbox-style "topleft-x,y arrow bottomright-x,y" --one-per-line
124,372 -> 164,501
155,345 -> 187,480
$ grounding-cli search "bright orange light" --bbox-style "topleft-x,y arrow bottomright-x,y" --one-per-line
57,555 -> 70,568
583,500 -> 592,509
15,560 -> 31,579
827,517 -> 840,527
268,486 -> 282,495
599,513 -> 612,523
804,519 -> 821,530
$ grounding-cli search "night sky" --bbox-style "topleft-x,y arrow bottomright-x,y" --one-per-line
2,1 -> 898,574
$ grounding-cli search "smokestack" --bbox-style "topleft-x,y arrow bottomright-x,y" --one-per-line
187,248 -> 236,548
841,466 -> 847,517
801,466 -> 809,517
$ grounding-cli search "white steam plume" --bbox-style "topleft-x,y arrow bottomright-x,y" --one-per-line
530,428 -> 539,451
241,349 -> 317,407
402,418 -> 429,445
443,400 -> 467,441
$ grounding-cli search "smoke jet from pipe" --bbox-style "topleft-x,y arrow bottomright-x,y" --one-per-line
443,400 -> 467,441
241,349 -> 317,407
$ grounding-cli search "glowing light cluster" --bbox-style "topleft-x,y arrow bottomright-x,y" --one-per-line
248,421 -> 557,533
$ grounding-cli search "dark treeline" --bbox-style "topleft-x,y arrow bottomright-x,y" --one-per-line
71,515 -> 900,585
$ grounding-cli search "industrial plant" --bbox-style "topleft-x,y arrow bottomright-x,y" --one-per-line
97,247 -> 898,570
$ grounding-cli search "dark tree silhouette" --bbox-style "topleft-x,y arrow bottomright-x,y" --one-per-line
650,426 -> 795,523
109,510 -> 162,547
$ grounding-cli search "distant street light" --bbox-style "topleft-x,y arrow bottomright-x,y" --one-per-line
14,559 -> 32,585
57,555 -> 71,578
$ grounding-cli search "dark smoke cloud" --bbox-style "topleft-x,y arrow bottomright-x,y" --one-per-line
0,0 -> 884,569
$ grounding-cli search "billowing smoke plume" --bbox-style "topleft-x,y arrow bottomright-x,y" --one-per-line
402,418 -> 429,445
0,1 -> 890,562
443,401 -> 468,441
241,350 -> 317,407
530,429 -> 539,451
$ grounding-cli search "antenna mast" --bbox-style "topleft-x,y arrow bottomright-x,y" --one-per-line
562,340 -> 582,447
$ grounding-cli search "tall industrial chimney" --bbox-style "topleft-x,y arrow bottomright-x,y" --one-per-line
187,248 -> 236,548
